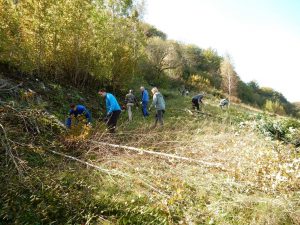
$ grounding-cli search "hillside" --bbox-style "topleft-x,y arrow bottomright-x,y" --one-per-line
1,1 -> 300,224
294,103 -> 300,117
1,73 -> 299,224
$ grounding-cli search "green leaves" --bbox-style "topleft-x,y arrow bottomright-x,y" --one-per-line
257,117 -> 300,145
0,0 -> 143,88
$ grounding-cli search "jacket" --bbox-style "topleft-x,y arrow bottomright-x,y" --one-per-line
152,92 -> 165,110
105,93 -> 121,114
192,94 -> 203,103
125,93 -> 136,104
141,90 -> 149,102
220,99 -> 229,106
69,105 -> 88,117
67,105 -> 91,128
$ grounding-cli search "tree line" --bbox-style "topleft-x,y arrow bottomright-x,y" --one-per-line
0,0 -> 298,117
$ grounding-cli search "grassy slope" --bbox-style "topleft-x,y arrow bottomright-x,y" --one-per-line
0,75 -> 300,224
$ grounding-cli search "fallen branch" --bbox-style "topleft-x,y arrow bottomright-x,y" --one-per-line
0,82 -> 23,92
0,123 -> 24,175
48,149 -> 168,197
90,140 -> 224,169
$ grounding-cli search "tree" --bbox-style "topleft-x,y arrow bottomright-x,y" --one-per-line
144,37 -> 181,80
142,23 -> 167,40
179,44 -> 203,80
220,54 -> 238,104
264,100 -> 286,115
0,0 -> 144,88
248,80 -> 260,92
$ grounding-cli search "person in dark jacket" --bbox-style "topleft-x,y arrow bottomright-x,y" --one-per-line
140,86 -> 149,117
125,89 -> 137,121
150,87 -> 166,127
192,94 -> 204,111
98,90 -> 121,133
66,104 -> 91,128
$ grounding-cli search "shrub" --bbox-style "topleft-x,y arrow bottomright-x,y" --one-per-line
187,74 -> 212,91
264,100 -> 286,115
257,117 -> 300,146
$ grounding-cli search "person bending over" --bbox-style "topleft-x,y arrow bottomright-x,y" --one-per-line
98,90 -> 121,133
66,104 -> 91,128
219,98 -> 229,109
192,94 -> 204,111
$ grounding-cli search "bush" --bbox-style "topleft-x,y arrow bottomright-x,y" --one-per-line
264,100 -> 286,115
187,74 -> 212,92
257,117 -> 300,146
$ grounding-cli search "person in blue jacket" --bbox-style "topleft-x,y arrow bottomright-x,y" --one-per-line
66,104 -> 91,128
98,89 -> 121,133
140,86 -> 149,117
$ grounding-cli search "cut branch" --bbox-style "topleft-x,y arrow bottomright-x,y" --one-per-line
0,123 -> 24,176
90,140 -> 224,169
48,149 -> 168,196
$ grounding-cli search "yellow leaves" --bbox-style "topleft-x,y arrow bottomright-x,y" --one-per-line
20,88 -> 36,102
264,100 -> 286,115
66,118 -> 91,141
187,74 -> 211,91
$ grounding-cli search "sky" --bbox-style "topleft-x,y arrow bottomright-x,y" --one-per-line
143,0 -> 300,102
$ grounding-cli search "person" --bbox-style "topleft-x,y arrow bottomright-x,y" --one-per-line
219,98 -> 229,109
98,90 -> 121,133
179,86 -> 189,96
150,87 -> 165,127
66,104 -> 91,128
192,93 -> 204,111
140,86 -> 149,117
125,89 -> 137,121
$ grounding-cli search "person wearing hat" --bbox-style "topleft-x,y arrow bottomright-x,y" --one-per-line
192,93 -> 204,111
98,89 -> 121,133
125,89 -> 137,121
66,104 -> 91,128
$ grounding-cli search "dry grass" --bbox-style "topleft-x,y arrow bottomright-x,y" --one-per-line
1,82 -> 298,224
63,102 -> 300,224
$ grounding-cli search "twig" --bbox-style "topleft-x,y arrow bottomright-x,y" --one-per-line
0,82 -> 23,92
47,149 -> 168,197
90,140 -> 224,169
0,123 -> 24,176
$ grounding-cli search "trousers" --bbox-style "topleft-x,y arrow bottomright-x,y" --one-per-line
127,103 -> 134,121
107,110 -> 121,133
154,110 -> 164,127
142,101 -> 149,117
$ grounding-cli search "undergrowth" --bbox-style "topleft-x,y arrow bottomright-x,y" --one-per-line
1,75 -> 300,224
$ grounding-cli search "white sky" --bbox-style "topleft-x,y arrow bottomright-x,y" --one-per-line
144,0 -> 300,102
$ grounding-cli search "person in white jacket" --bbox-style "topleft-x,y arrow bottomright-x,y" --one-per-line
219,98 -> 229,109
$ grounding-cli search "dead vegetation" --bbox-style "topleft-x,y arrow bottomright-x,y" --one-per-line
0,75 -> 299,224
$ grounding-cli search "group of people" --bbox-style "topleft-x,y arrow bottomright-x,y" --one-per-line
191,94 -> 229,111
66,86 -> 229,133
66,86 -> 166,133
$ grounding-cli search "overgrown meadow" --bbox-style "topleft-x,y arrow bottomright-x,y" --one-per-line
1,76 -> 299,224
